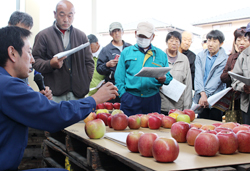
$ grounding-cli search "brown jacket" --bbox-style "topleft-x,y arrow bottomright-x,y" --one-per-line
32,24 -> 94,98
220,53 -> 239,87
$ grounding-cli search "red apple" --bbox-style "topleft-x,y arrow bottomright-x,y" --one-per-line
140,115 -> 150,128
186,127 -> 204,146
183,109 -> 195,122
83,112 -> 96,123
214,127 -> 233,133
138,133 -> 159,157
111,113 -> 128,130
169,109 -> 178,114
236,130 -> 250,153
96,113 -> 110,126
201,125 -> 216,131
136,114 -> 143,117
152,137 -> 179,162
104,102 -> 113,110
148,116 -> 162,129
212,123 -> 224,127
162,116 -> 176,128
190,123 -> 203,129
126,131 -> 144,152
233,125 -> 250,134
96,103 -> 105,109
217,131 -> 238,154
173,109 -> 185,115
194,132 -> 219,156
242,124 -> 250,129
171,121 -> 190,143
85,119 -> 106,139
219,122 -> 237,129
113,102 -> 121,109
107,115 -> 112,128
128,115 -> 141,129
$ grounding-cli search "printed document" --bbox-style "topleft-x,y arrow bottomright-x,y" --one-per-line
53,42 -> 90,59
104,132 -> 130,146
228,71 -> 250,85
89,80 -> 105,91
160,79 -> 186,102
135,67 -> 171,78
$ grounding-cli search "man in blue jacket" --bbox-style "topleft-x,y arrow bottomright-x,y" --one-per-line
193,30 -> 228,121
115,22 -> 173,116
0,26 -> 118,171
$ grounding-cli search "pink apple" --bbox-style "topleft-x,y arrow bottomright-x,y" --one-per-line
85,119 -> 106,139
104,102 -> 113,110
236,130 -> 250,153
217,131 -> 238,154
128,115 -> 141,129
214,127 -> 233,133
171,121 -> 190,143
138,133 -> 159,157
201,125 -> 216,131
83,112 -> 96,123
186,127 -> 204,146
152,137 -> 179,162
148,116 -> 162,129
190,123 -> 202,129
233,125 -> 250,134
219,122 -> 237,129
96,113 -> 110,126
212,123 -> 224,127
194,132 -> 219,156
162,116 -> 176,128
107,115 -> 112,128
96,103 -> 105,109
111,113 -> 128,130
173,109 -> 185,115
140,115 -> 150,128
183,109 -> 195,122
126,131 -> 144,152
113,102 -> 121,109
242,124 -> 250,129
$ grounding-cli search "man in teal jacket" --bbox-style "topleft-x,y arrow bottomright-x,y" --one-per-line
115,22 -> 172,116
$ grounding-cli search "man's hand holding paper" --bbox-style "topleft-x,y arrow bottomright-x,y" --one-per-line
50,56 -> 67,69
156,76 -> 166,84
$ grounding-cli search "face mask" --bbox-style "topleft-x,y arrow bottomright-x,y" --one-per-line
137,37 -> 152,48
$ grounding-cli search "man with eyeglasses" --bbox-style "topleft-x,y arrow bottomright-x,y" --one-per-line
115,22 -> 173,116
97,22 -> 131,103
32,0 -> 94,102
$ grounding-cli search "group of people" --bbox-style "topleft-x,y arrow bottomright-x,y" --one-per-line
1,0 -> 250,170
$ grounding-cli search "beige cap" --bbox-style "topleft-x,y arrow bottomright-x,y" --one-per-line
109,22 -> 123,32
137,22 -> 155,38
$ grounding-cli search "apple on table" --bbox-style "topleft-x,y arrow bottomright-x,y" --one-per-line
111,113 -> 128,130
96,109 -> 109,115
128,115 -> 141,129
104,102 -> 113,110
96,113 -> 111,126
236,130 -> 250,153
148,115 -> 162,129
85,119 -> 106,139
140,115 -> 150,128
186,127 -> 204,146
138,133 -> 159,157
152,137 -> 179,162
232,125 -> 250,134
176,114 -> 190,123
217,130 -> 238,154
183,109 -> 195,122
194,132 -> 219,156
113,102 -> 121,109
111,109 -> 124,116
83,112 -> 96,123
126,131 -> 144,152
201,125 -> 216,131
171,121 -> 190,143
190,123 -> 202,129
214,126 -> 233,133
96,103 -> 105,109
219,122 -> 237,129
162,116 -> 176,128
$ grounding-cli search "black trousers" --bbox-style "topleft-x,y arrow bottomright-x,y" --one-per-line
242,109 -> 250,125
198,108 -> 223,121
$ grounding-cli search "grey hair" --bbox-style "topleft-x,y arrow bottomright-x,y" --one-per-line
8,11 -> 33,28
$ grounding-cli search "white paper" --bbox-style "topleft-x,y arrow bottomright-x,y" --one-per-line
228,71 -> 250,85
53,42 -> 90,59
134,67 -> 171,78
89,80 -> 105,91
191,87 -> 232,111
160,78 -> 186,102
104,132 -> 130,146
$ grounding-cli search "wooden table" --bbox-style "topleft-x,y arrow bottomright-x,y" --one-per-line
43,119 -> 250,171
